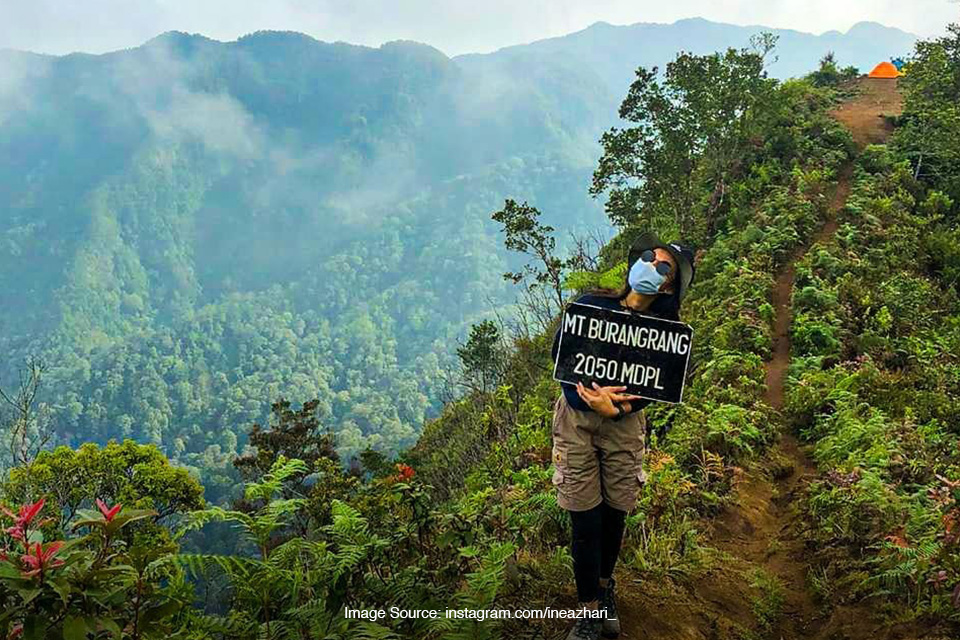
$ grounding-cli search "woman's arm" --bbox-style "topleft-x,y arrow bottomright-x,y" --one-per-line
554,316 -> 652,415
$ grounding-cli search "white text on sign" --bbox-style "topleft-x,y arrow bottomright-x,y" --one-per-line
563,313 -> 690,355
572,354 -> 664,388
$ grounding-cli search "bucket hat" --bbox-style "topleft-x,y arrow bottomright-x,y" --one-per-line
628,231 -> 696,301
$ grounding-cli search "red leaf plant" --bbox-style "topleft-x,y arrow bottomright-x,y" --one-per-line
1,498 -> 67,584
96,498 -> 123,522
2,498 -> 51,543
18,540 -> 64,579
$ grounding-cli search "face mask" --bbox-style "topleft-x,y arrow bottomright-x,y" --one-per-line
628,258 -> 666,295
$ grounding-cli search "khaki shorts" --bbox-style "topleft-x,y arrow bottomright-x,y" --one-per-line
551,393 -> 648,513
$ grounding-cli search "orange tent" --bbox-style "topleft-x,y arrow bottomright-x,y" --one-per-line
868,61 -> 901,78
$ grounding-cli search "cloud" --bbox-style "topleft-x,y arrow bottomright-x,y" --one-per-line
321,140 -> 421,225
98,37 -> 266,159
0,29 -> 426,234
0,51 -> 51,126
142,89 -> 263,159
104,36 -> 424,229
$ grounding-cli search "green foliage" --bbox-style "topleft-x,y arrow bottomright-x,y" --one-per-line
1,30 -> 937,638
806,52 -> 860,88
784,93 -> 960,621
0,496 -> 190,639
591,35 -> 782,244
625,452 -> 705,580
457,320 -> 508,395
894,23 -> 960,212
748,567 -> 786,634
563,263 -> 628,296
3,439 -> 204,526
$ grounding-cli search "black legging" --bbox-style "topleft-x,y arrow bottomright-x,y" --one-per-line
569,501 -> 627,603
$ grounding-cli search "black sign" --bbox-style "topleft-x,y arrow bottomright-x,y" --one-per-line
552,301 -> 693,404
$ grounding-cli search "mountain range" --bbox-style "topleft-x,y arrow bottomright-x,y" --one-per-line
0,17 -> 917,491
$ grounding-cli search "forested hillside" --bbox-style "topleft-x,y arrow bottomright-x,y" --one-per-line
0,31 -> 616,504
0,21 -> 955,638
0,20 -> 916,502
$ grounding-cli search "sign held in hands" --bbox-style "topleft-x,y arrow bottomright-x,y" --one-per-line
552,301 -> 694,404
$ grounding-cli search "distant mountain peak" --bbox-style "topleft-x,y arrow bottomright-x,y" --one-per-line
380,39 -> 448,56
845,21 -> 915,37
144,30 -> 213,47
139,30 -> 220,57
236,29 -> 322,44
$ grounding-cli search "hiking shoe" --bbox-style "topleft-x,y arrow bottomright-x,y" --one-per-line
598,578 -> 621,638
564,608 -> 602,640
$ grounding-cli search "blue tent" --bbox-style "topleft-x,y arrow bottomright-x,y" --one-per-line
891,57 -> 906,71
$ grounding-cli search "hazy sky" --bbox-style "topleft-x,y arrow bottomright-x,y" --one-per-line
1,0 -> 957,56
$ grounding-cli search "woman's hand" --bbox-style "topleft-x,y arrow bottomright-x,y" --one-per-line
576,382 -> 644,419
576,382 -> 617,417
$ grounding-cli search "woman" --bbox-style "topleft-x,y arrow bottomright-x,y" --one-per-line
550,231 -> 696,640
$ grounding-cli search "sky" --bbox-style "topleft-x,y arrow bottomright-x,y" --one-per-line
0,0 -> 957,57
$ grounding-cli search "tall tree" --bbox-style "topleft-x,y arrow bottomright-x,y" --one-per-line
895,22 -> 960,211
231,399 -> 343,538
590,35 -> 780,245
233,398 -> 339,484
491,199 -> 570,332
3,439 -> 204,525
0,357 -> 52,469
456,319 -> 507,395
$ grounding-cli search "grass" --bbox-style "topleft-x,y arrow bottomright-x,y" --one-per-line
749,567 -> 786,635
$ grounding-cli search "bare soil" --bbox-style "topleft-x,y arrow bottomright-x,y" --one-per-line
830,77 -> 904,149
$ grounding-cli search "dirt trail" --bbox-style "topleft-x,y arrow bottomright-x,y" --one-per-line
707,165 -> 852,638
603,78 -> 923,640
831,77 -> 903,148
607,163 -> 853,640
